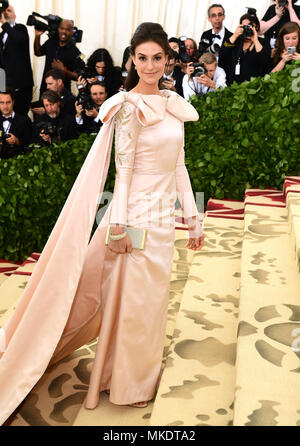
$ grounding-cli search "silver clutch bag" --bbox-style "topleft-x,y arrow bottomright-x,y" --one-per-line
105,225 -> 147,250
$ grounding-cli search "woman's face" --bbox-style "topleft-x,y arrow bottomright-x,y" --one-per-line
95,61 -> 106,76
132,41 -> 168,87
283,31 -> 299,50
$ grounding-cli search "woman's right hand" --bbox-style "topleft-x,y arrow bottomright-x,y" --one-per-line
281,49 -> 293,63
108,226 -> 132,254
230,25 -> 244,44
275,4 -> 285,18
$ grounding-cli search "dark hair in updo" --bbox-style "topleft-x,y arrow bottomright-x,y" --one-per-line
125,22 -> 172,91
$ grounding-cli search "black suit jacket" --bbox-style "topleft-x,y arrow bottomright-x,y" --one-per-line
172,66 -> 185,97
33,110 -> 78,145
0,112 -> 33,159
0,23 -> 34,89
199,28 -> 233,49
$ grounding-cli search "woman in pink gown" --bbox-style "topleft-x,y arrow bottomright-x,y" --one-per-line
0,22 -> 203,423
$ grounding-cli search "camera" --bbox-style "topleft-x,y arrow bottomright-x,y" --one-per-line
26,12 -> 83,43
242,24 -> 254,38
77,83 -> 95,112
198,38 -> 221,57
36,121 -> 61,144
287,46 -> 296,54
0,0 -> 9,15
78,66 -> 96,81
191,63 -> 206,77
77,91 -> 95,111
278,0 -> 287,6
178,36 -> 193,63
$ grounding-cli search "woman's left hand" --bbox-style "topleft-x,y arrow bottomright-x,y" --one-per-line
187,234 -> 205,250
186,216 -> 205,250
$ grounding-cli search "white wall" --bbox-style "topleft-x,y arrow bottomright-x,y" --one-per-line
7,0 -> 292,98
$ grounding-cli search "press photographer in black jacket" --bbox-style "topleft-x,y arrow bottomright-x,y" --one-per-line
0,90 -> 32,159
85,48 -> 123,98
33,90 -> 77,146
0,4 -> 33,116
34,19 -> 85,96
75,81 -> 107,134
219,13 -> 271,85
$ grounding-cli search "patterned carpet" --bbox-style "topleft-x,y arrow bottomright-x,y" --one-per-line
1,176 -> 300,426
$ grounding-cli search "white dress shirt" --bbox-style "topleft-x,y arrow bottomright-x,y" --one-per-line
2,111 -> 15,134
182,66 -> 227,101
211,26 -> 226,48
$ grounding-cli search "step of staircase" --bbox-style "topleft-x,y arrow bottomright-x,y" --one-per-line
0,259 -> 22,286
233,184 -> 300,426
149,210 -> 244,426
0,254 -> 39,326
4,176 -> 300,427
285,178 -> 300,283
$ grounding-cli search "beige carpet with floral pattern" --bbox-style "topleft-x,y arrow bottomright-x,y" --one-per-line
1,176 -> 300,426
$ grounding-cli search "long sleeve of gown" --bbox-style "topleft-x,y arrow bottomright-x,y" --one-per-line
175,142 -> 199,219
109,102 -> 141,226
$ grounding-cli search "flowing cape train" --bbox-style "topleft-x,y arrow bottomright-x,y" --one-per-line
0,90 -> 198,424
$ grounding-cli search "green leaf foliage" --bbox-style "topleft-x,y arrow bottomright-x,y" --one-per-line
185,60 -> 300,202
0,133 -> 116,261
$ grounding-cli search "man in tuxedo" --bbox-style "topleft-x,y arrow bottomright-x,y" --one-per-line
0,4 -> 34,116
199,4 -> 232,58
33,90 -> 77,145
0,90 -> 32,159
75,81 -> 107,134
34,19 -> 85,97
31,69 -> 76,118
160,50 -> 185,97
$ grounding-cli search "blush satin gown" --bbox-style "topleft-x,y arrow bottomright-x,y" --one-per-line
0,89 -> 199,423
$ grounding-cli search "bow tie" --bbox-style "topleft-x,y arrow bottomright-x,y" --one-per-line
1,116 -> 13,123
211,34 -> 221,40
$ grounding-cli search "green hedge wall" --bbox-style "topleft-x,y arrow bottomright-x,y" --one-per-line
0,61 -> 299,261
0,134 -> 115,262
184,60 -> 300,202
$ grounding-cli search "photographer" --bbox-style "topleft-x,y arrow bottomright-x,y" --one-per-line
271,21 -> 300,72
182,52 -> 227,100
219,13 -> 271,85
31,69 -> 76,117
168,37 -> 179,53
85,48 -> 122,98
0,90 -> 32,159
199,4 -> 232,59
33,90 -> 77,145
184,38 -> 198,62
260,0 -> 300,45
120,46 -> 132,88
160,50 -> 184,97
34,19 -> 85,96
75,81 -> 107,134
0,3 -> 33,115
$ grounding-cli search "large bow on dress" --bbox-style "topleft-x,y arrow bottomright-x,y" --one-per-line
0,90 -> 198,425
